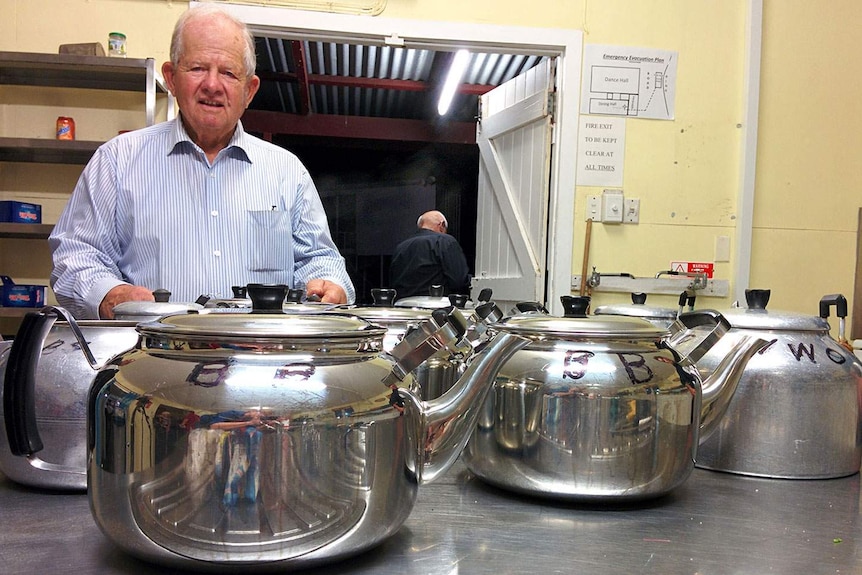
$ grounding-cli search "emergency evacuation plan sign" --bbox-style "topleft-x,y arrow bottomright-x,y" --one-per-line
580,44 -> 678,120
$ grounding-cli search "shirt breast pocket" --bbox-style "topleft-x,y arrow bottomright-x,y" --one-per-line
246,210 -> 289,272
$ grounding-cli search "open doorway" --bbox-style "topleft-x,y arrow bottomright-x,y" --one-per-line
204,2 -> 582,312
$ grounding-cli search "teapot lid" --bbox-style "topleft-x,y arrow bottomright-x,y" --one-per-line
593,302 -> 678,320
334,305 -> 432,327
718,289 -> 829,332
136,311 -> 387,340
112,288 -> 204,319
112,300 -> 203,318
594,292 -> 687,321
718,308 -> 828,331
494,314 -> 665,339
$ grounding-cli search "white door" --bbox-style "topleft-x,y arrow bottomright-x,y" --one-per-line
473,59 -> 555,313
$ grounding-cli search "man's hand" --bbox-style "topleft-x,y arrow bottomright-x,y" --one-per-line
305,279 -> 348,304
99,284 -> 155,319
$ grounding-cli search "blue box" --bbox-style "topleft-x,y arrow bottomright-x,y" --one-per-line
0,201 -> 42,224
1,276 -> 46,308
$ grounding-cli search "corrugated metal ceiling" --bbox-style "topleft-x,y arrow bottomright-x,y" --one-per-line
246,35 -> 548,140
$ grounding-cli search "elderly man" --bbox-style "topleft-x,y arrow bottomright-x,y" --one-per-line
389,210 -> 471,300
49,5 -> 354,319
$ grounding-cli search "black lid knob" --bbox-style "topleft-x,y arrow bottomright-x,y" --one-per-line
514,301 -> 548,314
232,285 -> 247,298
560,295 -> 590,318
448,293 -> 469,308
429,284 -> 445,297
745,289 -> 770,310
631,292 -> 647,305
152,289 -> 171,303
247,283 -> 288,312
286,288 -> 304,303
371,288 -> 396,307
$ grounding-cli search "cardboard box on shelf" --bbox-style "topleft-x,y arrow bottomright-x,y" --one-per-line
1,276 -> 46,308
0,201 -> 42,224
59,42 -> 106,57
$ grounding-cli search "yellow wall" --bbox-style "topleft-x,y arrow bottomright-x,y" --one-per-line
0,0 -> 857,337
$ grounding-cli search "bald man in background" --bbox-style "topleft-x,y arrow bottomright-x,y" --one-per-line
389,210 -> 471,300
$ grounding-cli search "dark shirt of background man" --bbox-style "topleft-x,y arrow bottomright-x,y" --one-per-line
389,211 -> 471,299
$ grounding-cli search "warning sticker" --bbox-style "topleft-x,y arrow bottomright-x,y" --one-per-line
670,261 -> 714,278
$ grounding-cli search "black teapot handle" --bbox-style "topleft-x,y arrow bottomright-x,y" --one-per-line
820,294 -> 849,343
819,294 -> 848,319
4,306 -> 96,457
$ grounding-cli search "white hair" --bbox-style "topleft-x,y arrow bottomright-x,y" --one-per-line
170,4 -> 257,78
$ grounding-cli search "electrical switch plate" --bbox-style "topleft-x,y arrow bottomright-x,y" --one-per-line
624,198 -> 640,223
586,195 -> 602,221
602,189 -> 624,223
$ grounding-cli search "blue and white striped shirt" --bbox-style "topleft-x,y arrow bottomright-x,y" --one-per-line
49,118 -> 355,319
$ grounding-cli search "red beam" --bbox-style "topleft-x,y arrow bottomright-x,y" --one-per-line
290,41 -> 311,115
256,70 -> 493,95
242,109 -> 476,145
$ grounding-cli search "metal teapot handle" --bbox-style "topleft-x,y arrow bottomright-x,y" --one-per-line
666,309 -> 731,364
4,306 -> 97,456
820,294 -> 849,347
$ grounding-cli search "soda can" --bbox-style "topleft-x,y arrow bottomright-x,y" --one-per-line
56,116 -> 75,140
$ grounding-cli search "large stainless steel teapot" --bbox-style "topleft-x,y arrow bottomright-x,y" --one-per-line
1,318 -> 139,489
461,296 -> 768,500
9,302 -> 527,571
0,288 -> 246,490
694,290 -> 862,478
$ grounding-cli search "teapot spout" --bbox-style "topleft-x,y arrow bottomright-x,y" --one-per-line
408,331 -> 529,484
698,335 -> 770,442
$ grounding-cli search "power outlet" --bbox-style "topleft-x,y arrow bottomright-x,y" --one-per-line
602,189 -> 624,223
586,195 -> 602,221
624,198 -> 640,223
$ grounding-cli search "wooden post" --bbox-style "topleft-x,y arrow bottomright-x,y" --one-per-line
851,207 -> 862,340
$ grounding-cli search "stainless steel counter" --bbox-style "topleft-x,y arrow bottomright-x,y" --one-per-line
1,461 -> 859,574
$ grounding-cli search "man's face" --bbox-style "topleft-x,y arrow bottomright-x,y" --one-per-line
162,15 -> 260,150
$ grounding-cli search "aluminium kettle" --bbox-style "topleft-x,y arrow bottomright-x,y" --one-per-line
6,294 -> 528,570
693,290 -> 862,478
0,317 -> 139,489
461,295 -> 769,500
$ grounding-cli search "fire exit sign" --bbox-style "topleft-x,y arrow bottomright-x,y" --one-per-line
670,261 -> 714,278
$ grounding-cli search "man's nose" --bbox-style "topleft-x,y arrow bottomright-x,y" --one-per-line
201,68 -> 221,89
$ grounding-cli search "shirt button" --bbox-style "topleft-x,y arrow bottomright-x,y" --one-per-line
213,250 -> 221,257
211,210 -> 218,217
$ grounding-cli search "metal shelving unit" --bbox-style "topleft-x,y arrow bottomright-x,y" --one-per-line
0,137 -> 100,164
0,52 -> 165,329
0,51 -> 164,127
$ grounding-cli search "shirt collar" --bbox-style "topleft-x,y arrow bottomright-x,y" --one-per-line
167,116 -> 253,163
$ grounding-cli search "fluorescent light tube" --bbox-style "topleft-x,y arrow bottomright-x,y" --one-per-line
437,49 -> 471,116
